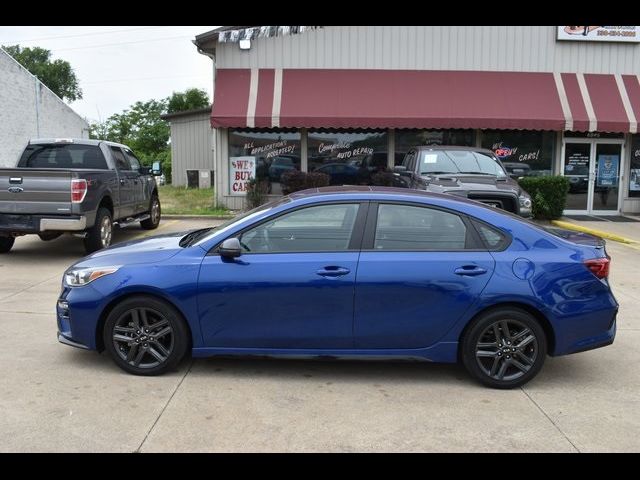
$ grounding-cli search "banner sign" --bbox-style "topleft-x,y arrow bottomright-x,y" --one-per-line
597,155 -> 619,187
557,26 -> 640,43
229,156 -> 256,195
218,26 -> 322,43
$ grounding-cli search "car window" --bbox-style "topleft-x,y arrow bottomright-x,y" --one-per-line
238,204 -> 360,253
374,204 -> 468,250
419,150 -> 507,177
110,147 -> 130,171
124,149 -> 141,172
17,144 -> 108,169
471,219 -> 508,249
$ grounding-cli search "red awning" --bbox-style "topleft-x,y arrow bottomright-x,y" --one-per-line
211,69 -> 638,133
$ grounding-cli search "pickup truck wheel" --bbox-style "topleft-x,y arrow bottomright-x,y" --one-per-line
0,236 -> 15,253
140,195 -> 161,230
84,208 -> 113,253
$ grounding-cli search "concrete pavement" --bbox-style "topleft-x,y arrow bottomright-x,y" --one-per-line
0,218 -> 638,452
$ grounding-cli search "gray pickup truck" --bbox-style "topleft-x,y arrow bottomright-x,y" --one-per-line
0,138 -> 162,254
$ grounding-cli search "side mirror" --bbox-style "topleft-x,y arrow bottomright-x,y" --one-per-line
219,237 -> 242,259
152,161 -> 163,176
393,165 -> 410,176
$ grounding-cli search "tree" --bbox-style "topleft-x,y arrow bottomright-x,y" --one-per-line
2,45 -> 82,102
167,88 -> 209,113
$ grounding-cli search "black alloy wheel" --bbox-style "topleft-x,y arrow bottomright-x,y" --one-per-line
462,308 -> 547,389
103,296 -> 188,375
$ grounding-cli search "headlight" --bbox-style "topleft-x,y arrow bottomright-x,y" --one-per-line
64,266 -> 120,287
519,196 -> 532,209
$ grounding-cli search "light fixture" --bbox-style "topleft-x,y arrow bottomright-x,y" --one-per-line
239,39 -> 251,50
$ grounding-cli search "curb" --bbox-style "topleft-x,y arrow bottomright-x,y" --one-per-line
162,214 -> 235,220
551,220 -> 639,245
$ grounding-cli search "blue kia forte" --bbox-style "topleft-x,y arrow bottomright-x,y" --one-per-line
57,187 -> 618,388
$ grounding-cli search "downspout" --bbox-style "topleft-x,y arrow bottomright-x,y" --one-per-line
34,77 -> 41,137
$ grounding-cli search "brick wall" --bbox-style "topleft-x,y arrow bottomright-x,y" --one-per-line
0,48 -> 89,167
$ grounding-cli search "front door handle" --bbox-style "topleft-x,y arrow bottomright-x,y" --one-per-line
316,266 -> 351,277
454,265 -> 488,276
120,179 -> 126,185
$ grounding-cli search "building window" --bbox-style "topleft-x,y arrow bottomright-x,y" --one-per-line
630,135 -> 640,198
228,129 -> 301,195
307,129 -> 388,185
480,130 -> 555,178
395,129 -> 475,165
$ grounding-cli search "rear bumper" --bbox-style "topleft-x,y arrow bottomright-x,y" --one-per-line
0,214 -> 86,233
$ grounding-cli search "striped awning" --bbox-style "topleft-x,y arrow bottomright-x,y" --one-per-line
211,68 -> 640,133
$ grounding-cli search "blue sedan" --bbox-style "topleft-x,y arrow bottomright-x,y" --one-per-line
57,187 -> 617,388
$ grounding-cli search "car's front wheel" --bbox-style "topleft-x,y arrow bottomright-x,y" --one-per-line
461,308 -> 547,389
103,296 -> 189,375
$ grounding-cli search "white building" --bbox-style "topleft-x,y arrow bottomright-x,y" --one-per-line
0,48 -> 89,167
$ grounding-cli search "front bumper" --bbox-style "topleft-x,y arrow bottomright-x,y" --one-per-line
57,332 -> 90,349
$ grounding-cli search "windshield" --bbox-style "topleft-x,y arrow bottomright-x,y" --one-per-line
418,150 -> 507,177
17,144 -> 108,169
189,197 -> 292,247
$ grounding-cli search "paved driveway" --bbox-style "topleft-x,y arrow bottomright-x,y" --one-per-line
0,219 -> 638,452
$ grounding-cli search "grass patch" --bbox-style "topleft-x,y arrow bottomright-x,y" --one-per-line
158,186 -> 231,216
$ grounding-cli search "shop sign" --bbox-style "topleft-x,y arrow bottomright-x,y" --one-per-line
597,155 -> 619,187
317,142 -> 374,160
229,156 -> 256,195
557,26 -> 640,43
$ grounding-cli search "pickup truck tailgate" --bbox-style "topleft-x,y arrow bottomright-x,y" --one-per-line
0,169 -> 73,215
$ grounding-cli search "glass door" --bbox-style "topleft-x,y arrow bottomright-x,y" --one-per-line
563,142 -> 591,212
591,143 -> 622,213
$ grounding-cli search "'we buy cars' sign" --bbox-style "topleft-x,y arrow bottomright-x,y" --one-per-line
229,157 -> 256,195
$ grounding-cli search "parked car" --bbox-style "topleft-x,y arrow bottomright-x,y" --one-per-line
268,155 -> 299,182
0,138 -> 162,254
395,146 -> 533,217
57,186 -> 617,388
314,163 -> 361,185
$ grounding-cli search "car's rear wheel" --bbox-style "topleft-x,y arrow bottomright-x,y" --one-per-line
461,308 -> 547,389
0,236 -> 15,253
103,296 -> 188,376
84,207 -> 113,253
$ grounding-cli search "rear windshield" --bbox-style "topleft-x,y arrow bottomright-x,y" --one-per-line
17,144 -> 108,170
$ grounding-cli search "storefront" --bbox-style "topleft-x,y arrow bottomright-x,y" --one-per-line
194,26 -> 640,214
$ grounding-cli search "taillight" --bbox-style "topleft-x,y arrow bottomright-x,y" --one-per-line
584,257 -> 610,279
71,179 -> 87,203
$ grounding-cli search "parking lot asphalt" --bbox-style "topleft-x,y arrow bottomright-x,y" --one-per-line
0,218 -> 639,452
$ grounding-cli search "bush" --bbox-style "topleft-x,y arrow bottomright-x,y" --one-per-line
518,176 -> 570,220
245,177 -> 270,209
281,170 -> 330,195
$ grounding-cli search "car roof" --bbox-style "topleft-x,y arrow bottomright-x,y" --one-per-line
28,138 -> 131,150
410,145 -> 497,155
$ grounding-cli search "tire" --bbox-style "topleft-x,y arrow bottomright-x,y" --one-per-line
140,195 -> 161,230
103,295 -> 189,376
461,308 -> 547,389
0,236 -> 15,253
84,207 -> 113,254
38,232 -> 62,241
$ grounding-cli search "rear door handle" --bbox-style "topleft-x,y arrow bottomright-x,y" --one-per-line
454,265 -> 488,276
120,179 -> 126,185
316,266 -> 351,277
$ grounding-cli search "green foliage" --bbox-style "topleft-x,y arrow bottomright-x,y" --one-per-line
2,45 -> 82,101
245,177 -> 270,209
518,176 -> 570,220
167,88 -> 210,113
281,171 -> 330,195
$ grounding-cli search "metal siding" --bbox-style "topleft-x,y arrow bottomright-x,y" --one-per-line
168,112 -> 214,187
214,25 -> 640,74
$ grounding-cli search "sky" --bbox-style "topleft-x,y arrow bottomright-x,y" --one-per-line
0,26 -> 219,123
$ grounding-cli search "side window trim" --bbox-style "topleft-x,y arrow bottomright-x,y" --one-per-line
468,217 -> 512,252
110,146 -> 131,172
208,201 -> 369,256
362,201 -> 486,252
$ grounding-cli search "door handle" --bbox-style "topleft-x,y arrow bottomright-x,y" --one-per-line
120,179 -> 126,185
454,265 -> 488,276
316,266 -> 351,277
